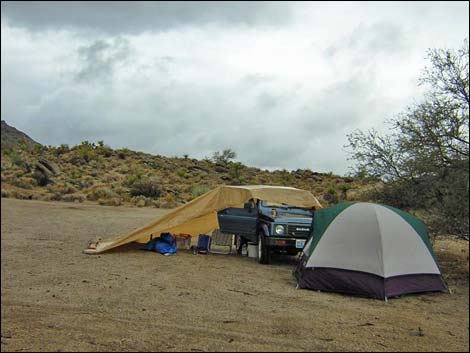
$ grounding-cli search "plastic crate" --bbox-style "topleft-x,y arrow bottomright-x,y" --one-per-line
174,233 -> 192,250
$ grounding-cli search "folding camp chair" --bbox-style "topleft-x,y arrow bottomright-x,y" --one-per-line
210,229 -> 234,254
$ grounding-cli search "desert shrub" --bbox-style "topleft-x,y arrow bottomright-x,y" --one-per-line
111,186 -> 127,196
229,162 -> 245,185
69,141 -> 100,165
191,185 -> 210,199
12,177 -> 33,189
338,184 -> 353,201
87,187 -> 119,201
9,150 -> 26,168
103,173 -> 119,183
161,193 -> 177,209
54,144 -> 70,156
123,170 -> 145,187
32,144 -> 47,156
70,169 -> 82,180
116,148 -> 132,159
132,195 -> 149,207
327,185 -> 337,195
176,168 -> 187,178
32,170 -> 52,186
95,141 -> 113,157
279,170 -> 294,185
323,186 -> 339,204
58,183 -> 78,194
98,197 -> 122,206
129,178 -> 162,198
77,178 -> 94,189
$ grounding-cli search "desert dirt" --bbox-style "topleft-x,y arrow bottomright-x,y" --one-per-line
1,198 -> 469,352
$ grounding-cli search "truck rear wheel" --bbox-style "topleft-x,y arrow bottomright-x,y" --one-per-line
258,233 -> 270,264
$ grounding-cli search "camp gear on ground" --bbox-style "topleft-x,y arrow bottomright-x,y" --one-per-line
295,202 -> 447,300
85,185 -> 322,254
247,243 -> 258,258
210,229 -> 234,254
142,233 -> 177,255
196,234 -> 211,254
174,233 -> 192,250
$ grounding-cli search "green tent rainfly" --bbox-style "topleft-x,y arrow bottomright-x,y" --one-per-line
295,202 -> 447,300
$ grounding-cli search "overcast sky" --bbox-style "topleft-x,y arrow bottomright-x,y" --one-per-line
1,1 -> 469,174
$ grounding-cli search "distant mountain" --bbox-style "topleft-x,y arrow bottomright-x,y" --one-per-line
1,120 -> 41,150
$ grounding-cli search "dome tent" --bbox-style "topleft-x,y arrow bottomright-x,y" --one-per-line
295,202 -> 447,300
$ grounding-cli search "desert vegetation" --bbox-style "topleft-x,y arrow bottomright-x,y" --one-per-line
0,132 -> 366,212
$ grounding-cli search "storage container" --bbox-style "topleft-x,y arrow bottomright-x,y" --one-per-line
247,243 -> 258,259
174,233 -> 192,250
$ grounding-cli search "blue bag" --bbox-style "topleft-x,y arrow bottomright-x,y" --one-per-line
142,238 -> 159,251
142,233 -> 177,255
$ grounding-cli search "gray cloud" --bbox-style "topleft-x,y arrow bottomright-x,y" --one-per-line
324,21 -> 409,61
75,37 -> 132,82
1,2 -> 468,175
1,1 -> 293,34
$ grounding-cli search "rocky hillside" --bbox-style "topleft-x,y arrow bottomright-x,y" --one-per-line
1,120 -> 41,150
1,121 -> 371,208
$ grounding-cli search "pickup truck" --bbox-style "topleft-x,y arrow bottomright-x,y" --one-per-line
217,200 -> 314,264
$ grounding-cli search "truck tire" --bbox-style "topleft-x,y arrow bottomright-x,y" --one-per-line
257,232 -> 270,264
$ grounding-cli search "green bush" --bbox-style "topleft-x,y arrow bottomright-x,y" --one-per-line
33,144 -> 47,156
191,185 -> 210,199
338,184 -> 352,193
32,170 -> 51,186
129,178 -> 162,198
96,141 -> 113,157
176,168 -> 187,178
124,173 -> 142,188
9,150 -> 25,168
87,187 -> 119,201
54,144 -> 70,155
327,186 -> 337,195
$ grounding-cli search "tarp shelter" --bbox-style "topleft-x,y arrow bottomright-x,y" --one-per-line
295,202 -> 447,299
85,185 -> 322,254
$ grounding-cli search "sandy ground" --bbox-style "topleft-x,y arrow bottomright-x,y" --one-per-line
1,198 -> 469,352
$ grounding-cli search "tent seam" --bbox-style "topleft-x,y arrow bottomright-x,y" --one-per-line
373,204 -> 385,278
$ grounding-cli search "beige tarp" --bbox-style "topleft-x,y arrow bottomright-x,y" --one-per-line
85,185 -> 322,254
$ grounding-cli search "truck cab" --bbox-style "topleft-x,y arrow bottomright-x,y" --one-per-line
217,200 -> 314,264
